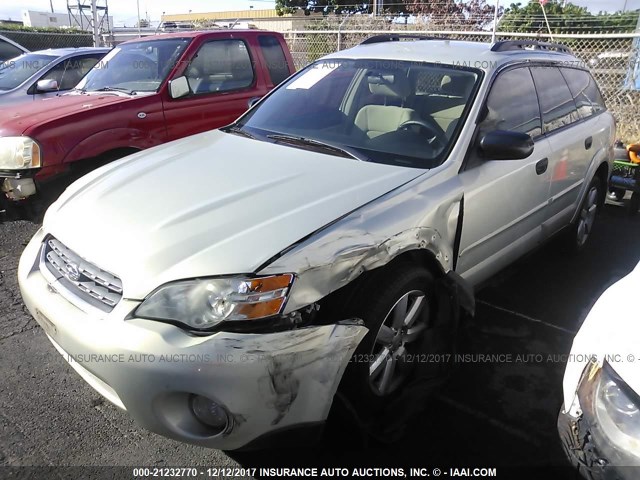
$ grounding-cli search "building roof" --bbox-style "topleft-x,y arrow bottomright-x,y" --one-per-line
162,9 -> 280,22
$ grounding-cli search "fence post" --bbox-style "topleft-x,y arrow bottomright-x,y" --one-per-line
338,13 -> 352,51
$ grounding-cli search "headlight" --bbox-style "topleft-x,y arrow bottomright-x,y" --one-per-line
135,274 -> 294,331
0,137 -> 41,170
578,362 -> 640,454
595,363 -> 640,438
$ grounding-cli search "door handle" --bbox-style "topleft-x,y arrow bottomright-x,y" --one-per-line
585,136 -> 593,149
536,158 -> 548,175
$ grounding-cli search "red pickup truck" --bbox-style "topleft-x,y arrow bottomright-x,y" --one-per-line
0,30 -> 295,205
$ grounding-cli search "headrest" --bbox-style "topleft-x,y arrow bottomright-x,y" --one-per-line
367,72 -> 412,99
440,74 -> 475,97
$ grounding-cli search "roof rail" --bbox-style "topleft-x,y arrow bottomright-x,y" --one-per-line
360,34 -> 437,45
491,40 -> 573,55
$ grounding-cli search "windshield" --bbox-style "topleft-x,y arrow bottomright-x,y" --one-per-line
238,59 -> 480,168
76,38 -> 190,93
0,54 -> 56,91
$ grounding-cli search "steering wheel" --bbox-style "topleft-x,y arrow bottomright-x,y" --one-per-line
398,119 -> 448,151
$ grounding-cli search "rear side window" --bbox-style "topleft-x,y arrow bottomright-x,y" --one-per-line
560,68 -> 606,118
258,35 -> 290,86
478,67 -> 542,138
0,39 -> 24,62
530,67 -> 580,134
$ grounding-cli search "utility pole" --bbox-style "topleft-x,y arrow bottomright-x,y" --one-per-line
50,0 -> 55,13
491,0 -> 500,43
68,0 -> 110,47
137,0 -> 141,37
373,0 -> 383,16
91,0 -> 100,46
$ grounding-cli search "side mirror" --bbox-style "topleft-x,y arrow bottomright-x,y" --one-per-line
247,96 -> 262,108
36,79 -> 59,92
169,76 -> 190,99
479,130 -> 534,160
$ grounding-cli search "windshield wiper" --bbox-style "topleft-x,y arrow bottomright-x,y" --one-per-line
266,134 -> 367,162
222,124 -> 255,139
89,86 -> 136,95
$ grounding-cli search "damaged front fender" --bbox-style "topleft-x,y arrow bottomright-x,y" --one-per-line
260,170 -> 468,315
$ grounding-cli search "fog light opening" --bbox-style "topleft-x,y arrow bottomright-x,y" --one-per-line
189,394 -> 230,435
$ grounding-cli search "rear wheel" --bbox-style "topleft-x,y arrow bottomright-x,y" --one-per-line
565,176 -> 601,252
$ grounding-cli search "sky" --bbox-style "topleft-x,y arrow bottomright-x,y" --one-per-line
1,0 -> 639,26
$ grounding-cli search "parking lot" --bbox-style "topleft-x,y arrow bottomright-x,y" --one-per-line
1,200 -> 638,476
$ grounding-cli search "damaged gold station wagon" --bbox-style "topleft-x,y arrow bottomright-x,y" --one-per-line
18,35 -> 614,450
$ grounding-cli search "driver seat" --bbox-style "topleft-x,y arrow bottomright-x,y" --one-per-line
355,73 -> 419,139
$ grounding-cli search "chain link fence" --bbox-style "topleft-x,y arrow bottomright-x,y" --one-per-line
282,25 -> 640,141
0,30 -> 93,51
2,18 -> 639,140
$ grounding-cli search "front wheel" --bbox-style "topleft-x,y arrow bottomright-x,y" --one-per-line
336,261 -> 455,441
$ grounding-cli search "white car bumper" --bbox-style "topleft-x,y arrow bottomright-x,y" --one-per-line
18,230 -> 367,450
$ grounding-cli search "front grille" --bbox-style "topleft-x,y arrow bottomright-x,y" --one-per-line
40,237 -> 123,312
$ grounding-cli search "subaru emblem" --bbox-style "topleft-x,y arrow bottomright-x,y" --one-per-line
66,263 -> 81,282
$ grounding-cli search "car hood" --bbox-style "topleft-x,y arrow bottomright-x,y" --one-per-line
568,263 -> 640,399
0,92 -> 134,135
44,130 -> 424,300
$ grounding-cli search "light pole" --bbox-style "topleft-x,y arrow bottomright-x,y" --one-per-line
137,0 -> 141,37
491,0 -> 500,43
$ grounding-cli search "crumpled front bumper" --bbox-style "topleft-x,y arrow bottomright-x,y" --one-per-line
18,231 -> 368,450
558,406 -> 637,480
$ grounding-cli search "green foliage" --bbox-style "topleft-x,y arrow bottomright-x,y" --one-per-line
0,23 -> 87,34
501,1 -> 639,33
275,1 -> 500,29
276,1 -> 346,16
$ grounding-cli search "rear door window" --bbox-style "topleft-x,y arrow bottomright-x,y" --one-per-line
258,35 -> 290,86
560,67 -> 606,118
530,66 -> 580,134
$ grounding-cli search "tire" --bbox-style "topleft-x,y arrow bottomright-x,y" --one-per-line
565,175 -> 601,252
338,261 -> 447,424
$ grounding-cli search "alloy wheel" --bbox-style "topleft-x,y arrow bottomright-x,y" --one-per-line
369,289 -> 427,396
576,186 -> 598,248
